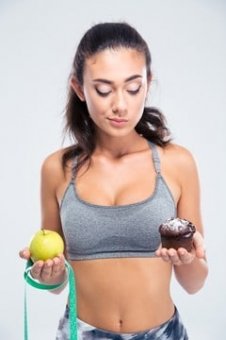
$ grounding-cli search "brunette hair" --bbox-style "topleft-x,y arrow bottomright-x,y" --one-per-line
62,22 -> 171,172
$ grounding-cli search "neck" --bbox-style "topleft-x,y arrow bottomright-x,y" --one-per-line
94,131 -> 147,159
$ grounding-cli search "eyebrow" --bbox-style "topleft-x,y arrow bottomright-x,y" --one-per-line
92,74 -> 142,84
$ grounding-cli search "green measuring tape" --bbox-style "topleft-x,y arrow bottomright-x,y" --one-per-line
24,259 -> 77,340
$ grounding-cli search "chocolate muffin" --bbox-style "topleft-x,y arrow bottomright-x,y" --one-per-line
159,218 -> 196,252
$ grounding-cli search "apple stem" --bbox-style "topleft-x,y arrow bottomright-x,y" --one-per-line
42,229 -> 46,235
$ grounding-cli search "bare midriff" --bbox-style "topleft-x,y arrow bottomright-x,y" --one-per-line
70,257 -> 174,333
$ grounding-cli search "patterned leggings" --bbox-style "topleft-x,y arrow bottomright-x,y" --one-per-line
56,305 -> 188,340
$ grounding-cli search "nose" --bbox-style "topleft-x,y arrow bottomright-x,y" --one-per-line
112,91 -> 127,115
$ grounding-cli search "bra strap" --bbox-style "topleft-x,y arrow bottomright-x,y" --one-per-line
70,157 -> 77,183
149,142 -> 161,175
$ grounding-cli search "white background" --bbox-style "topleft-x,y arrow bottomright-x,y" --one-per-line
0,1 -> 225,339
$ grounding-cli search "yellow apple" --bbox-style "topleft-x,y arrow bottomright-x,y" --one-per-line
29,229 -> 64,262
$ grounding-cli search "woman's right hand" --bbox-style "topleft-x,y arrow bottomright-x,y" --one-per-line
19,248 -> 67,285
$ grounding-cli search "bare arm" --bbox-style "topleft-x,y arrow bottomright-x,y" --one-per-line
20,151 -> 69,294
156,145 -> 208,294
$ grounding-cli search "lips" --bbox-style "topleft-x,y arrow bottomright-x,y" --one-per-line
107,117 -> 128,128
108,118 -> 128,122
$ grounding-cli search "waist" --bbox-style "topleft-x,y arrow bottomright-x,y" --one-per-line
71,257 -> 174,332
77,298 -> 175,333
76,306 -> 179,336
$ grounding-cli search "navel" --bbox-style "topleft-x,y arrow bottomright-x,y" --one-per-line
119,319 -> 123,330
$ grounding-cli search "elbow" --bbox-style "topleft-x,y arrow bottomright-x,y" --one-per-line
184,268 -> 209,295
185,282 -> 205,295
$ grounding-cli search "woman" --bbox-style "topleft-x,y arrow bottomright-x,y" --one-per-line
20,22 -> 208,339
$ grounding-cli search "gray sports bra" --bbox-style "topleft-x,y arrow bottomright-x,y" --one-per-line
60,142 -> 176,260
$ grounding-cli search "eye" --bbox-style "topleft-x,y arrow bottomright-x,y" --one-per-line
95,86 -> 111,97
127,84 -> 142,95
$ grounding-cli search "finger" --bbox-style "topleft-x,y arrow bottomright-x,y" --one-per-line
30,261 -> 44,278
177,248 -> 194,264
193,232 -> 206,258
58,253 -> 65,261
58,254 -> 66,270
40,259 -> 53,279
168,248 -> 182,265
19,248 -> 30,259
160,248 -> 171,262
155,249 -> 161,257
155,243 -> 163,257
52,257 -> 64,276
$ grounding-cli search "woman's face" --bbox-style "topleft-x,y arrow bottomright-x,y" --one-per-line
73,48 -> 150,139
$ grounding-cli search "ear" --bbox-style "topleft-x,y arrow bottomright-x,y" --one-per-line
147,74 -> 152,92
70,76 -> 85,102
144,76 -> 152,104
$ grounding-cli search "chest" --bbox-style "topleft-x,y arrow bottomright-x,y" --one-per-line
75,154 -> 157,206
60,178 -> 176,260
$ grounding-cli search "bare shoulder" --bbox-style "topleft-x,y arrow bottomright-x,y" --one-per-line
162,143 -> 197,171
41,148 -> 70,184
40,149 -> 70,230
159,143 -> 200,188
42,149 -> 63,173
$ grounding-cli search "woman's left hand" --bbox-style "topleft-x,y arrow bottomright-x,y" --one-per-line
155,231 -> 206,266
